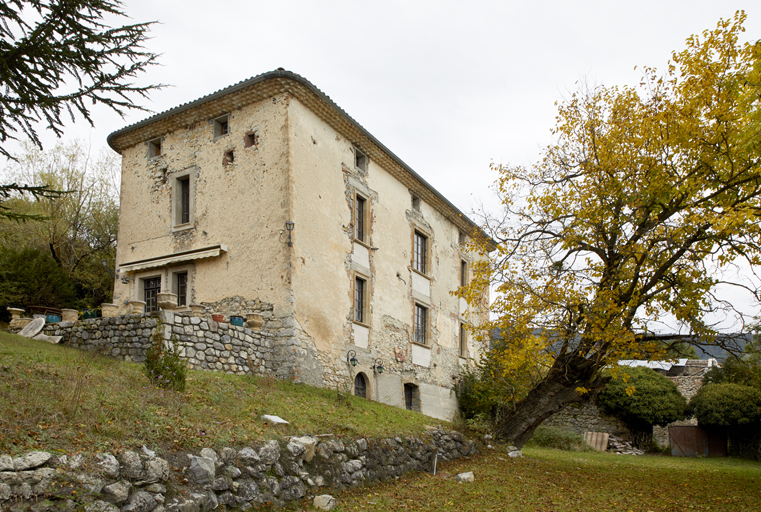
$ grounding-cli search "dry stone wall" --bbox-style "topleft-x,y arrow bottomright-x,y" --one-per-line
39,310 -> 286,377
0,428 -> 476,511
541,402 -> 631,437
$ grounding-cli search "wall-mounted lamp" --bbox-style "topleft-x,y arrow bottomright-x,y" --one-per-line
372,359 -> 384,374
120,274 -> 134,284
346,350 -> 358,367
285,221 -> 295,247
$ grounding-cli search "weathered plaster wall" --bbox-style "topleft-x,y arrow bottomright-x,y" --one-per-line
286,99 -> 486,419
111,92 -> 489,421
113,94 -> 294,313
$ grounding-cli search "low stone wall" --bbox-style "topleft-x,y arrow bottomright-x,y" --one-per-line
542,402 -> 631,438
40,310 -> 282,376
0,427 -> 477,511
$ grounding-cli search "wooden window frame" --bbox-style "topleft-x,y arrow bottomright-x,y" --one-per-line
413,230 -> 428,275
461,259 -> 468,288
353,274 -> 370,326
354,147 -> 368,172
354,193 -> 368,243
172,170 -> 195,231
173,271 -> 188,307
143,275 -> 161,314
459,322 -> 468,358
213,114 -> 230,139
414,303 -> 428,345
148,137 -> 162,158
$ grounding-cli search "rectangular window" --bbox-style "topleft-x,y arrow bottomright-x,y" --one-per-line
148,138 -> 162,158
414,231 -> 427,274
461,259 -> 468,287
244,132 -> 258,148
214,114 -> 229,138
354,147 -> 367,171
459,323 -> 467,357
414,303 -> 427,345
174,272 -> 188,307
144,276 -> 161,313
354,276 -> 366,324
355,195 -> 366,242
179,176 -> 190,224
412,194 -> 421,211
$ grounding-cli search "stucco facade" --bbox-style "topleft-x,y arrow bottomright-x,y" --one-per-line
108,69 -> 493,420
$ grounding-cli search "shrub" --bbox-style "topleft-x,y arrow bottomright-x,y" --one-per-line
0,247 -> 77,307
689,383 -> 761,429
596,367 -> 688,430
525,426 -> 592,451
144,319 -> 187,392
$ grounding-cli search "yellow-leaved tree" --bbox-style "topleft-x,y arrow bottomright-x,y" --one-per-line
463,12 -> 761,447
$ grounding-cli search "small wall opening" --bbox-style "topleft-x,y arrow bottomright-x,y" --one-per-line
223,150 -> 235,165
244,132 -> 258,148
404,383 -> 420,412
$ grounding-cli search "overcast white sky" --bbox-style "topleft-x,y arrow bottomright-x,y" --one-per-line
21,0 -> 759,216
9,1 -> 761,329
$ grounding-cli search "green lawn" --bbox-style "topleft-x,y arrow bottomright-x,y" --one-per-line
333,447 -> 761,512
0,331 -> 444,455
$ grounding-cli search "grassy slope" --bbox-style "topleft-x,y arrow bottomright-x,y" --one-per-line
336,447 -> 761,512
0,332 -> 445,456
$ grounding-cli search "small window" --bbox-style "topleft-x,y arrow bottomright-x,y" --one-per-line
179,176 -> 190,224
414,231 -> 427,274
412,194 -> 421,211
354,148 -> 367,171
414,303 -> 428,345
244,132 -> 258,148
458,231 -> 467,246
214,115 -> 230,138
355,195 -> 366,242
223,150 -> 235,165
354,276 -> 367,324
143,276 -> 161,314
173,172 -> 194,228
354,373 -> 368,399
461,259 -> 468,287
174,272 -> 188,307
459,323 -> 467,357
148,138 -> 162,158
404,383 -> 420,412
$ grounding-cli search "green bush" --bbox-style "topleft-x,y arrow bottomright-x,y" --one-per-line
689,383 -> 761,429
525,426 -> 592,451
596,366 -> 687,430
144,320 -> 187,392
0,247 -> 77,308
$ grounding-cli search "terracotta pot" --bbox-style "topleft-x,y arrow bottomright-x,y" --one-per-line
211,314 -> 224,322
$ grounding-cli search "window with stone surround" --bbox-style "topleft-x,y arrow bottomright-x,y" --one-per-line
414,303 -> 428,345
172,170 -> 194,229
143,276 -> 161,313
413,230 -> 428,274
355,194 -> 367,242
213,114 -> 229,138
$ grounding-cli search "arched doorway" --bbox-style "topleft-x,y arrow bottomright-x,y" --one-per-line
354,373 -> 368,399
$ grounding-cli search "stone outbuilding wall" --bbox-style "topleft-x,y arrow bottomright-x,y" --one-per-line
544,360 -> 716,448
0,427 -> 476,511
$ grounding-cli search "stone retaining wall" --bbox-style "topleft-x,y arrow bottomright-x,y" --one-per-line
0,427 -> 476,511
39,310 -> 288,377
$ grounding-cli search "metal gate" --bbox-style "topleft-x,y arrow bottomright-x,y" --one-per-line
669,426 -> 727,457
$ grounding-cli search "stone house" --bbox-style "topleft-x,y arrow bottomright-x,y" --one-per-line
106,69 -> 494,420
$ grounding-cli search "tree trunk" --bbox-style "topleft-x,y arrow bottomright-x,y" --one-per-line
494,353 -> 608,449
494,377 -> 588,448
